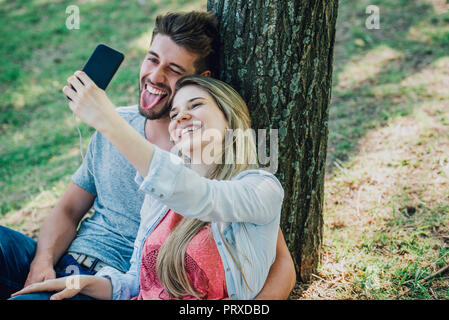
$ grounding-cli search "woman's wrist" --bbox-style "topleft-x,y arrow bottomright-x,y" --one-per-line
80,275 -> 113,300
79,275 -> 96,290
96,108 -> 124,136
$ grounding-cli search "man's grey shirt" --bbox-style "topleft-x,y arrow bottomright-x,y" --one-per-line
69,106 -> 145,272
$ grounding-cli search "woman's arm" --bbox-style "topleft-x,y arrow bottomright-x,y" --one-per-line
137,150 -> 284,224
81,276 -> 113,300
11,275 -> 113,300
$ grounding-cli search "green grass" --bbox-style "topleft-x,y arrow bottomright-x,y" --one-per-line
327,0 -> 449,169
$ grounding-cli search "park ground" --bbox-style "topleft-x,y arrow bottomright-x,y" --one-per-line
1,0 -> 448,299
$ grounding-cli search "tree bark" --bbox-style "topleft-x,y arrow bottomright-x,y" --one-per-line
207,0 -> 339,282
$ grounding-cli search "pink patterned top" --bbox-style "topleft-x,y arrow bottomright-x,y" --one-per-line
133,209 -> 228,300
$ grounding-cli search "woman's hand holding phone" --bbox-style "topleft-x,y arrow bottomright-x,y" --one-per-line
63,70 -> 154,177
63,70 -> 118,132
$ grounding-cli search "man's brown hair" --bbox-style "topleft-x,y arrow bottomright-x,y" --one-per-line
152,11 -> 220,77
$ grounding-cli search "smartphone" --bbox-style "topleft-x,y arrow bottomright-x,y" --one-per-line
67,44 -> 124,99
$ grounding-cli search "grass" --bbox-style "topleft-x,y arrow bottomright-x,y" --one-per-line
1,0 -> 448,299
291,0 -> 449,299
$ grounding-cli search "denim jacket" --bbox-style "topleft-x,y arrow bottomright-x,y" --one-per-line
96,145 -> 284,300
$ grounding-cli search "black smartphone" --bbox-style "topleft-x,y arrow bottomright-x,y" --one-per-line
67,44 -> 124,99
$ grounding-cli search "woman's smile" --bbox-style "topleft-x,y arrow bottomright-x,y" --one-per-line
169,85 -> 228,160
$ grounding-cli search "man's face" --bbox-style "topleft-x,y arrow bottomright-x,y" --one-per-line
138,34 -> 199,120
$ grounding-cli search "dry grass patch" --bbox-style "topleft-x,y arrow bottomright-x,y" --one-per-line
336,45 -> 404,92
293,99 -> 449,299
0,181 -> 67,238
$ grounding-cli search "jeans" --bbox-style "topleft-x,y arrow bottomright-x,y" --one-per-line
0,226 -> 95,300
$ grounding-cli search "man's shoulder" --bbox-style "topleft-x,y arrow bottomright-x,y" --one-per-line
116,105 -> 141,119
114,105 -> 146,129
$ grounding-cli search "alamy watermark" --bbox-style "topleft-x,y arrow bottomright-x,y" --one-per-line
64,265 -> 80,289
66,5 -> 80,30
365,5 -> 380,30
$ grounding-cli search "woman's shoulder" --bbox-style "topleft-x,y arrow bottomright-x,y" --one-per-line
232,168 -> 280,181
232,169 -> 284,196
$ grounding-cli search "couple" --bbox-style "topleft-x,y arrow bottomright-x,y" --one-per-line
3,11 -> 296,300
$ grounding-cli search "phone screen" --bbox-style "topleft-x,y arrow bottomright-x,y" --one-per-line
67,44 -> 124,100
82,44 -> 124,90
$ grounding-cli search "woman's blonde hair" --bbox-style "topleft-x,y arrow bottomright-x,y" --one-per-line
156,76 -> 257,299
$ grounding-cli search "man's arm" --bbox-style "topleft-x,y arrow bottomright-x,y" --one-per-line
255,228 -> 296,300
24,182 -> 95,287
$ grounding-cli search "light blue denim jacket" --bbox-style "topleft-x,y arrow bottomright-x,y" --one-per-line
96,145 -> 284,300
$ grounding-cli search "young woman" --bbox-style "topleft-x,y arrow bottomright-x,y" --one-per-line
11,74 -> 284,300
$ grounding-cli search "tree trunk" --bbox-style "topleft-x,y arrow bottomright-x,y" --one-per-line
207,0 -> 339,282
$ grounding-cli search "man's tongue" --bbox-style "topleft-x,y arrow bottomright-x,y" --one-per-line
141,90 -> 165,110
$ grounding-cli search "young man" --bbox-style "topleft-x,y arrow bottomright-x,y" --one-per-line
0,11 -> 296,300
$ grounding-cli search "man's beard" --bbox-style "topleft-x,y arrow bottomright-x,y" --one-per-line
137,79 -> 172,120
138,98 -> 171,120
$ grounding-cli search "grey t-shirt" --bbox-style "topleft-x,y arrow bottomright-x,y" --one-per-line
69,105 -> 146,272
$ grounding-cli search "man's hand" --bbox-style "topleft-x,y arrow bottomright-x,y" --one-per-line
255,228 -> 296,299
24,259 -> 56,287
